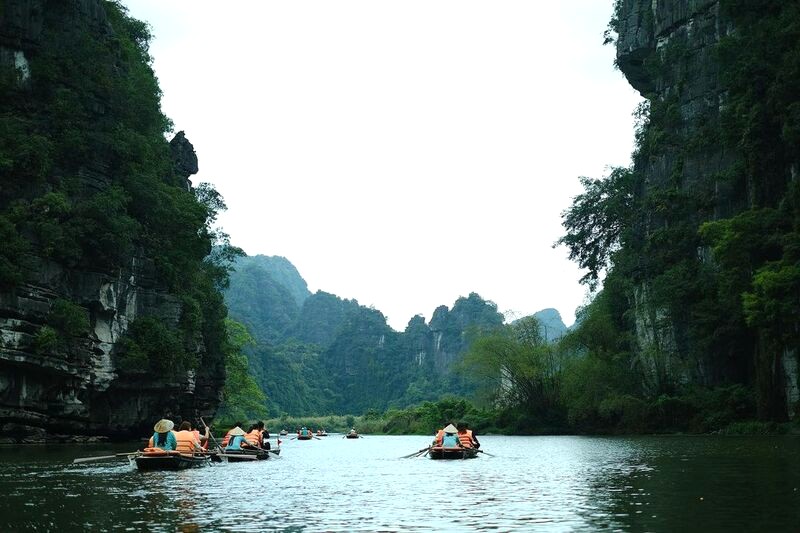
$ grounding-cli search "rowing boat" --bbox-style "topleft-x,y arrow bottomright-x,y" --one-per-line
133,451 -> 211,471
428,446 -> 478,460
297,434 -> 313,440
221,448 -> 277,462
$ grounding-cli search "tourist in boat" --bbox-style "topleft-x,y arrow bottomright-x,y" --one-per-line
224,427 -> 249,451
433,424 -> 461,447
191,420 -> 210,450
457,422 -> 480,449
432,421 -> 455,446
257,421 -> 271,450
244,425 -> 262,448
221,421 -> 243,447
174,421 -> 202,454
148,419 -> 177,451
298,426 -> 312,438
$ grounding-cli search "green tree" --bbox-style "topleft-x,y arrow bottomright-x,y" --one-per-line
556,167 -> 634,289
215,320 -> 269,424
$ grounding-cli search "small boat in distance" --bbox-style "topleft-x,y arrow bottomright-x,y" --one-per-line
345,428 -> 361,439
316,429 -> 328,437
279,429 -> 288,436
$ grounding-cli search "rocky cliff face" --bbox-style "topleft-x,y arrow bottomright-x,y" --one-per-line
0,1 -> 224,441
615,0 -> 799,416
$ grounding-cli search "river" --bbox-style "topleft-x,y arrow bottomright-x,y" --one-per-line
1,434 -> 798,531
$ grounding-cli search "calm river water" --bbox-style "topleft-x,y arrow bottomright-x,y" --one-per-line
1,435 -> 798,531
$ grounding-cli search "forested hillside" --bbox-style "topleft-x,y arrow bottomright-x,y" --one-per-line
225,256 -> 508,415
549,0 -> 800,431
0,0 -> 237,440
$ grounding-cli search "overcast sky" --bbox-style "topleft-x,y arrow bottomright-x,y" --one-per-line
124,1 -> 642,331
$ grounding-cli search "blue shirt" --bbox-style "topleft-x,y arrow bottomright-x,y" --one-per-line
226,435 -> 245,451
152,431 -> 177,450
443,434 -> 459,447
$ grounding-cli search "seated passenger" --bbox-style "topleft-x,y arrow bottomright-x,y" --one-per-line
148,419 -> 178,451
174,421 -> 202,454
224,427 -> 248,451
440,424 -> 460,447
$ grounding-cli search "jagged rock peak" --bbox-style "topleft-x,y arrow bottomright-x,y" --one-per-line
169,131 -> 199,187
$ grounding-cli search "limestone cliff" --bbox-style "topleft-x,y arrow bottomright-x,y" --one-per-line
614,0 -> 799,417
0,0 -> 227,441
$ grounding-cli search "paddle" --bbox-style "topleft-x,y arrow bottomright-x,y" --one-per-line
215,453 -> 258,460
475,449 -> 495,457
200,417 -> 224,454
400,446 -> 430,459
72,451 -> 139,464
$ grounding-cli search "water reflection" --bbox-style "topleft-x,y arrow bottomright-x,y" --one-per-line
0,435 -> 798,531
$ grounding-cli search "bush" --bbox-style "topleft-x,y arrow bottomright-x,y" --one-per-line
33,326 -> 59,355
49,299 -> 89,337
115,317 -> 195,374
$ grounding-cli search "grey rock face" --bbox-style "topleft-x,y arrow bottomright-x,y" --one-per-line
0,0 -> 221,442
616,0 -> 733,392
170,131 -> 199,188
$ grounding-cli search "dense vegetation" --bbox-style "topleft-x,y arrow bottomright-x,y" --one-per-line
224,256 -> 509,416
544,0 -> 800,432
0,2 -> 237,377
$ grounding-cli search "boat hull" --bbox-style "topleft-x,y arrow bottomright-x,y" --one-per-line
297,435 -> 313,440
134,452 -> 211,471
428,446 -> 478,460
345,434 -> 360,439
221,449 -> 275,462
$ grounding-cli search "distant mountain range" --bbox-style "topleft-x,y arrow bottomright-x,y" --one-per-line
224,254 -> 569,415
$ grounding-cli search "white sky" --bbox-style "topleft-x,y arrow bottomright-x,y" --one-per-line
124,1 -> 642,331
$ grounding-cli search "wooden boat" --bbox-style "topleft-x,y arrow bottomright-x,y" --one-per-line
296,434 -> 313,440
220,448 -> 277,462
133,451 -> 211,471
428,446 -> 479,460
279,429 -> 288,436
316,431 -> 328,437
345,433 -> 360,439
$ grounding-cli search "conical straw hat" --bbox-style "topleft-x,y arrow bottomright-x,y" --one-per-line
153,419 -> 174,433
443,424 -> 458,434
228,426 -> 246,436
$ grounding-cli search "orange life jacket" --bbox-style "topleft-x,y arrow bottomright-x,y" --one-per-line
222,429 -> 233,447
175,430 -> 199,454
458,429 -> 474,448
433,429 -> 445,446
244,430 -> 260,447
192,429 -> 209,450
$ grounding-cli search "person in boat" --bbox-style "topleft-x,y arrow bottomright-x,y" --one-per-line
299,426 -> 312,438
148,419 -> 178,451
433,424 -> 462,447
221,421 -> 243,448
257,421 -> 271,450
224,427 -> 256,451
244,424 -> 262,448
348,428 -> 357,436
457,421 -> 480,449
191,420 -> 210,450
174,421 -> 202,454
432,421 -> 454,446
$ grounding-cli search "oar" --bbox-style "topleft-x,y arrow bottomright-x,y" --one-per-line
400,446 -> 430,459
476,449 -> 495,457
215,453 -> 258,460
200,417 -> 225,454
73,451 -> 139,464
